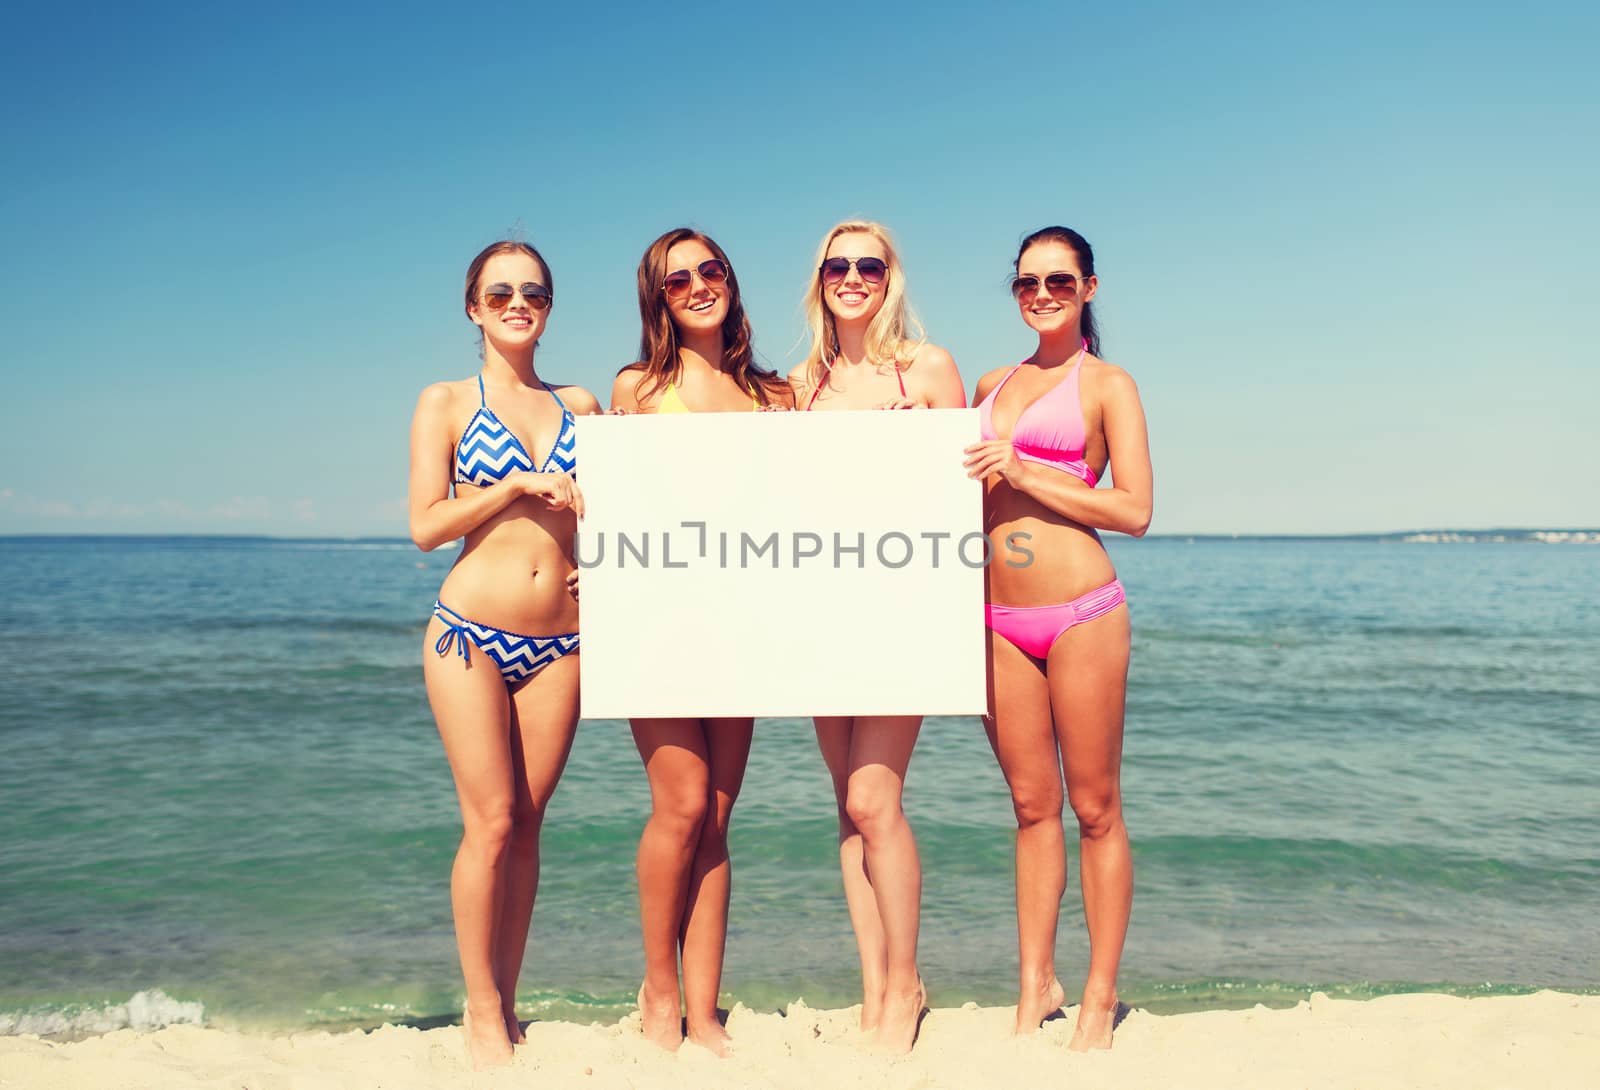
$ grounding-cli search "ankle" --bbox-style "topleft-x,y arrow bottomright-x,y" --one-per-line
1079,979 -> 1118,1008
1019,970 -> 1059,995
465,994 -> 503,1017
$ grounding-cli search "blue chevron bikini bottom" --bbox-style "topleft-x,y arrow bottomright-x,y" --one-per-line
431,601 -> 579,685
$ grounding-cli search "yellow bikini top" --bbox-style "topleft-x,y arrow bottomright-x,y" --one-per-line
658,381 -> 761,414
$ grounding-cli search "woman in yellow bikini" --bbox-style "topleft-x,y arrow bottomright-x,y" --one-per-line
610,228 -> 792,1054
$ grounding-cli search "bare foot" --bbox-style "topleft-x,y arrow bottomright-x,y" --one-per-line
871,977 -> 926,1054
462,1003 -> 514,1070
1066,985 -> 1119,1051
638,983 -> 684,1051
686,1016 -> 733,1058
1013,976 -> 1066,1035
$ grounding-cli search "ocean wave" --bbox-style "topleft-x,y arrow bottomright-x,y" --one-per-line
0,989 -> 203,1038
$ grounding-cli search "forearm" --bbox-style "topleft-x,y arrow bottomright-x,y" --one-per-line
1010,463 -> 1152,537
410,482 -> 526,551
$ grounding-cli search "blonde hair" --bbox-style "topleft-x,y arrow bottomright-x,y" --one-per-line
799,221 -> 926,395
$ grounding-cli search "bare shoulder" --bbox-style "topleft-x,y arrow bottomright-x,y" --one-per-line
1084,357 -> 1141,400
551,383 -> 602,415
610,364 -> 647,411
972,364 -> 1014,403
786,361 -> 817,403
414,379 -> 464,417
908,341 -> 957,373
766,376 -> 798,409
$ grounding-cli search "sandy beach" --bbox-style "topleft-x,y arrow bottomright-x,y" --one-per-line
3,991 -> 1595,1090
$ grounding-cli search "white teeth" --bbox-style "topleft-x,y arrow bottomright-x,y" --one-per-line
689,300 -> 715,311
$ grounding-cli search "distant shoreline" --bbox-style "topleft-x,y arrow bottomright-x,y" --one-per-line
2,529 -> 1598,545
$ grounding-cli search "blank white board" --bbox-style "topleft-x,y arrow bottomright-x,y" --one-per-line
575,410 -> 986,719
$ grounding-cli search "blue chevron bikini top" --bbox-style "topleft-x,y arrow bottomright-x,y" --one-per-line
454,374 -> 577,487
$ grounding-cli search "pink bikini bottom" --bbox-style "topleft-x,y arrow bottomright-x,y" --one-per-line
985,579 -> 1126,659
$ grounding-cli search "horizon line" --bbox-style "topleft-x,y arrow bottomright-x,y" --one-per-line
2,527 -> 1597,544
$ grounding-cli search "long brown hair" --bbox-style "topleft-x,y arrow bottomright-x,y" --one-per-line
625,227 -> 784,406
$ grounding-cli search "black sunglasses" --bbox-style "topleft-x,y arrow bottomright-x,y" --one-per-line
820,256 -> 888,285
481,282 -> 552,311
663,259 -> 731,298
1011,272 -> 1083,300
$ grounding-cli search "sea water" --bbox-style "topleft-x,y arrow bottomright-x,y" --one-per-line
1,536 -> 1595,1035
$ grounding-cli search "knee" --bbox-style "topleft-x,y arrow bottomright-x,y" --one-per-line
843,783 -> 904,842
506,806 -> 546,859
696,802 -> 733,855
1009,781 -> 1064,830
1067,788 -> 1121,840
462,806 -> 516,858
652,786 -> 709,843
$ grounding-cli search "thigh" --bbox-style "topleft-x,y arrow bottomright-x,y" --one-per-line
1045,605 -> 1131,796
847,716 -> 921,785
423,614 -> 514,817
506,652 -> 581,813
813,717 -> 854,800
702,718 -> 754,816
986,628 -> 1059,803
631,718 -> 712,806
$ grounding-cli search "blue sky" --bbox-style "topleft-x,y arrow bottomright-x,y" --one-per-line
2,2 -> 1595,536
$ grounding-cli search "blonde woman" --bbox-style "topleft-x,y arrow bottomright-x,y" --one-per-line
789,221 -> 965,1052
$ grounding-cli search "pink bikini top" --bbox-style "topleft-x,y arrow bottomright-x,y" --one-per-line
976,348 -> 1098,487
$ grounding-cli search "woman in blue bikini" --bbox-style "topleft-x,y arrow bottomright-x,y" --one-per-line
408,240 -> 601,1070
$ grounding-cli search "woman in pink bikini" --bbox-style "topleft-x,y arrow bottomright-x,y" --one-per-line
789,220 -> 965,1053
963,226 -> 1152,1050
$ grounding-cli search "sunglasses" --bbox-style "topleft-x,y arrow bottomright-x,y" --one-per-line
481,282 -> 552,311
1011,272 -> 1084,300
820,256 -> 888,285
663,259 -> 731,299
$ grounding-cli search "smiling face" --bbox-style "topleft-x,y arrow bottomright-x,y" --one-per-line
662,238 -> 730,336
467,251 -> 550,350
821,231 -> 889,325
1015,239 -> 1097,338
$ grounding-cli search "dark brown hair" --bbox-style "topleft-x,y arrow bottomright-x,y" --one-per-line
1015,226 -> 1101,356
463,240 -> 553,321
626,228 -> 784,406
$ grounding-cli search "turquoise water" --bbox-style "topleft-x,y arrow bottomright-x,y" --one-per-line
2,536 -> 1597,1035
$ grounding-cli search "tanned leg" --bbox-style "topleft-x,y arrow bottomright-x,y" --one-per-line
984,628 -> 1067,1035
422,617 -> 517,1070
493,653 -> 580,1043
1047,605 -> 1132,1050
